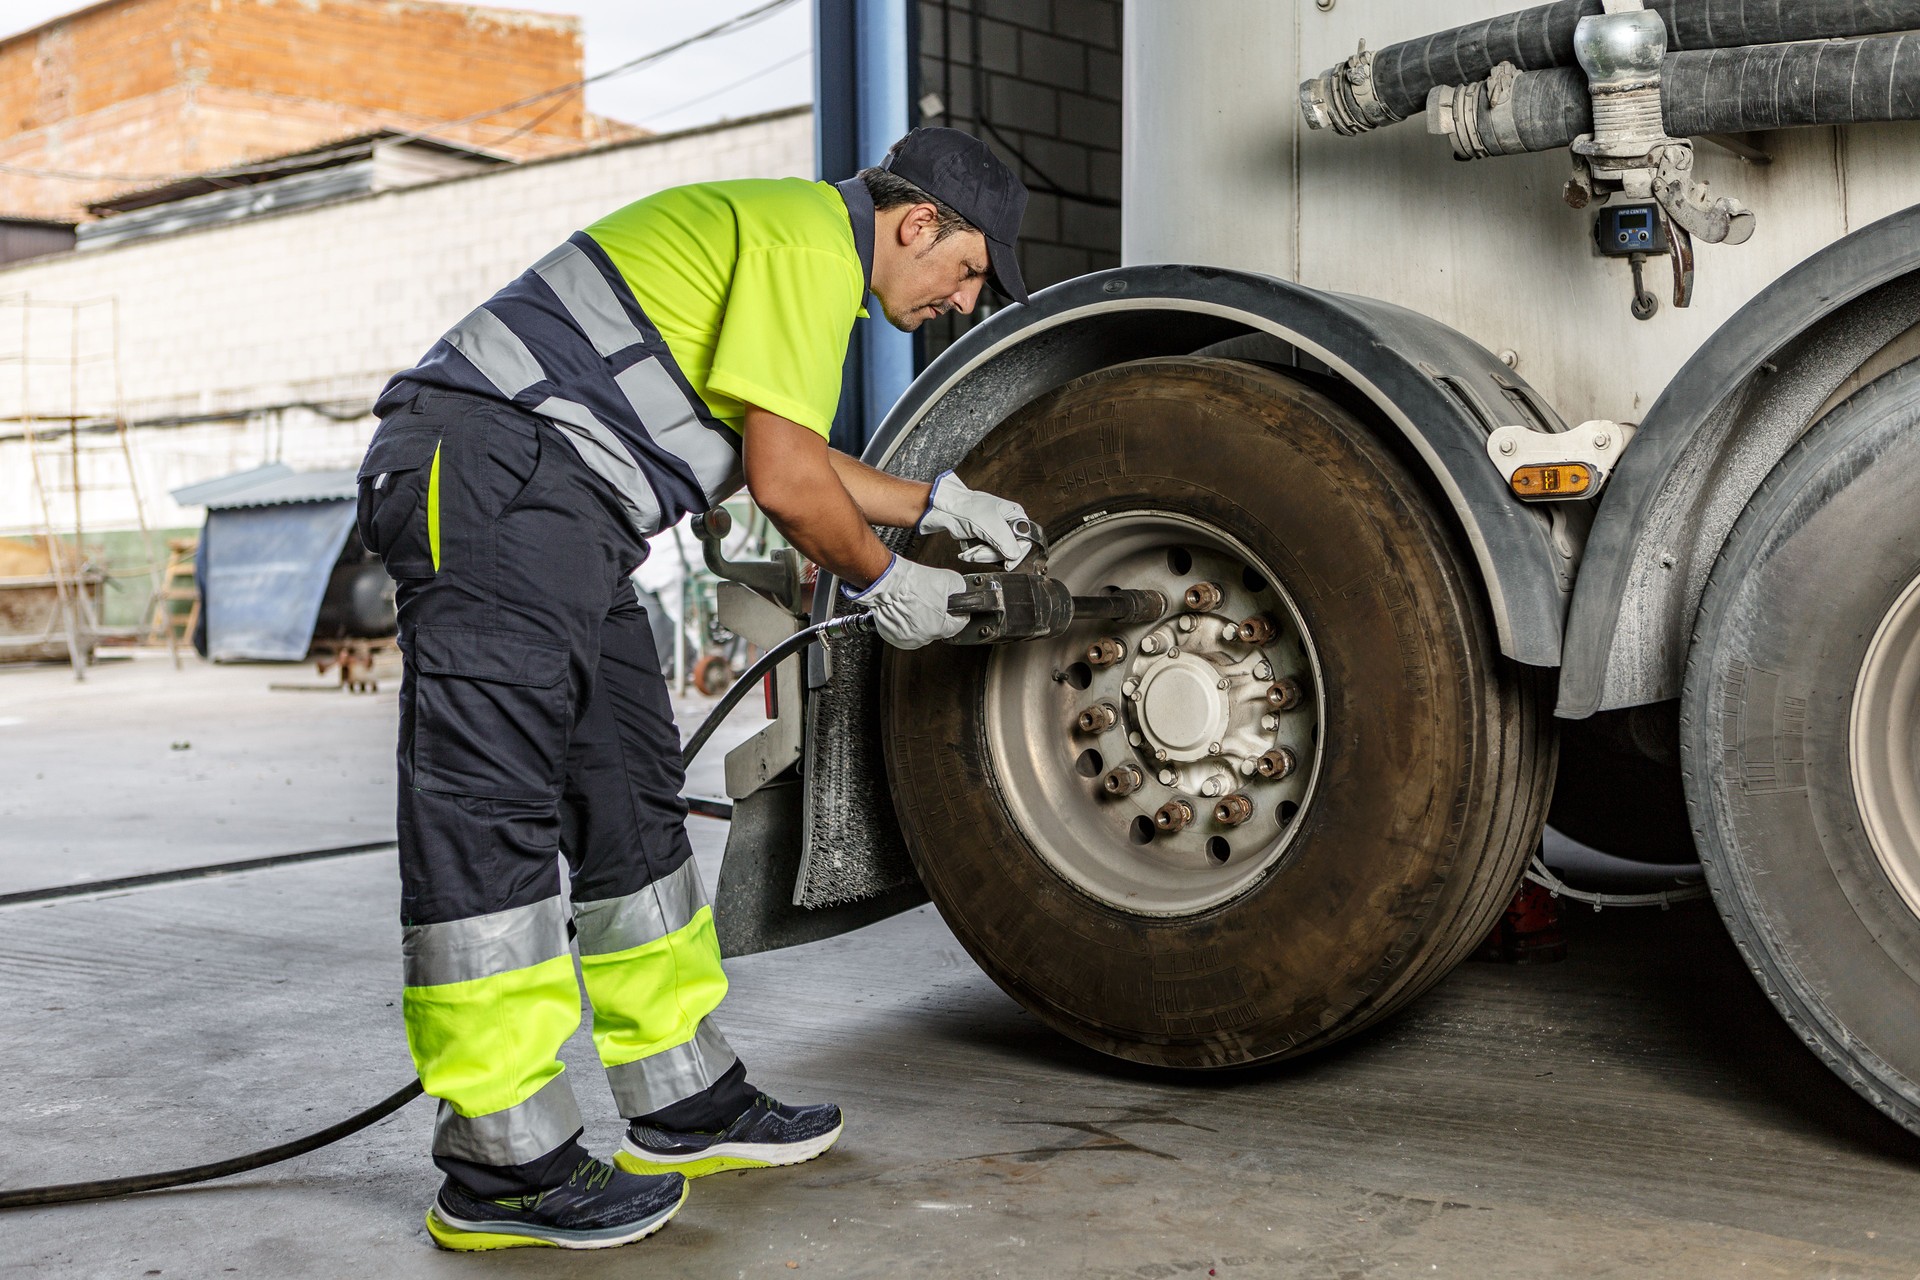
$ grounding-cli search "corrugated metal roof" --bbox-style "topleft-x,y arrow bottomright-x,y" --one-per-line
171,463 -> 358,509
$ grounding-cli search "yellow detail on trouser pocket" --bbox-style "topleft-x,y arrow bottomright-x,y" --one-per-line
427,440 -> 443,572
402,953 -> 581,1117
579,906 -> 728,1068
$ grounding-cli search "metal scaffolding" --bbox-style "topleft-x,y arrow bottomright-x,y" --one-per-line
0,294 -> 173,677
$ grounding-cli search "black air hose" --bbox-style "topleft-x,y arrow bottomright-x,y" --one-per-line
0,609 -> 874,1211
1316,0 -> 1920,128
1466,33 -> 1920,156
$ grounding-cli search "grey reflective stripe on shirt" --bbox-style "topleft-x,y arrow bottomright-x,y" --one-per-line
533,241 -> 644,359
604,1020 -> 738,1117
614,357 -> 742,503
431,1071 -> 584,1165
532,395 -> 665,533
572,858 -> 707,957
402,896 -> 569,988
445,306 -> 546,399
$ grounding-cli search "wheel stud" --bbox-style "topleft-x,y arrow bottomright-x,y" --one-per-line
1154,798 -> 1195,832
1255,747 -> 1297,780
1076,702 -> 1119,734
1265,678 -> 1304,711
1102,764 -> 1145,796
1213,793 -> 1254,826
1237,614 -> 1278,645
1183,581 -> 1225,612
1086,636 -> 1127,667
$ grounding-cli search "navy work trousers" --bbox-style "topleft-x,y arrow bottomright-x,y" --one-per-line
356,388 -> 751,1196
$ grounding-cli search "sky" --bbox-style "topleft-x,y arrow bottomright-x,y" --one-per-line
0,0 -> 815,134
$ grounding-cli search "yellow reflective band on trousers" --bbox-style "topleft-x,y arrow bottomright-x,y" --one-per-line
403,952 -> 581,1118
579,905 -> 727,1069
426,440 -> 443,572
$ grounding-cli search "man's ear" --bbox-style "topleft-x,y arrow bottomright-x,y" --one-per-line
895,202 -> 936,247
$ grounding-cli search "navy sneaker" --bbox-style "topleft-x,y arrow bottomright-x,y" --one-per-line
615,1092 -> 843,1178
424,1156 -> 687,1251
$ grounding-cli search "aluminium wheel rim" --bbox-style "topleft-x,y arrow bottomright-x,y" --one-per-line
1851,568 -> 1920,925
982,511 -> 1326,917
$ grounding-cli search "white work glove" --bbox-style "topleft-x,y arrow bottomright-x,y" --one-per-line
848,555 -> 967,650
917,471 -> 1034,569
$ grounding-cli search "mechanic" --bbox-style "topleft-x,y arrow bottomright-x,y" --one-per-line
354,127 -> 1035,1251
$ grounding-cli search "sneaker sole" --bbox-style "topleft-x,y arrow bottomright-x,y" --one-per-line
614,1120 -> 844,1179
424,1179 -> 688,1251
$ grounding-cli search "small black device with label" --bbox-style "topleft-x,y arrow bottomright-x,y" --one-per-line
1594,203 -> 1670,256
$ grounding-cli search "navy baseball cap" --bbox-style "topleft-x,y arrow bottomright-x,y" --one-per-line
883,127 -> 1030,305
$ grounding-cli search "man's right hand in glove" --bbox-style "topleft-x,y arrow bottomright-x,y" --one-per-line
846,555 -> 966,649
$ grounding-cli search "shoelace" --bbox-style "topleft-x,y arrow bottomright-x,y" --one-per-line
565,1157 -> 617,1194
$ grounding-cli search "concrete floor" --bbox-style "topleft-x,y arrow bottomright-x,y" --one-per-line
3,653 -> 1919,1278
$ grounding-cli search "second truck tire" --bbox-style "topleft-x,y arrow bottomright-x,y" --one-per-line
1683,359 -> 1920,1137
883,358 -> 1556,1069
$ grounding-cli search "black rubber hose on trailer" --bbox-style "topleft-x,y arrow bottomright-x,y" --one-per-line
1491,33 -> 1920,154
0,610 -> 874,1212
1355,0 -> 1920,124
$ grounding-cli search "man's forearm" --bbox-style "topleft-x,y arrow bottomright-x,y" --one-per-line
741,405 -> 895,588
826,451 -> 933,529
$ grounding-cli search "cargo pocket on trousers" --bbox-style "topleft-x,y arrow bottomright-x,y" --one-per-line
411,625 -> 571,801
356,422 -> 443,579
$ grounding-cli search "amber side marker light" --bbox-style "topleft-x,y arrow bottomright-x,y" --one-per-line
1509,462 -> 1593,501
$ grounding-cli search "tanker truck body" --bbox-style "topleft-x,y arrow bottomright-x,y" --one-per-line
710,0 -> 1920,1140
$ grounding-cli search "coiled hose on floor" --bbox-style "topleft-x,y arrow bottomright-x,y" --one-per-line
0,610 -> 873,1211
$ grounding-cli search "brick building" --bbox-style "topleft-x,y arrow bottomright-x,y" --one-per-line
0,0 -> 641,223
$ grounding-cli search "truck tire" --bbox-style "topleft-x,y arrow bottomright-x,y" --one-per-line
1682,360 -> 1920,1136
883,358 -> 1555,1068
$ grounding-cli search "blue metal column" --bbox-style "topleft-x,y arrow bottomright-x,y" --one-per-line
815,0 -> 916,452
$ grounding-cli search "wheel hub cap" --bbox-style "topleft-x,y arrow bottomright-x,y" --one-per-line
1137,655 -> 1229,761
982,511 -> 1325,917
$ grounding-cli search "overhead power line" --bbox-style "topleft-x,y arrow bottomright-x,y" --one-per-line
643,48 -> 810,127
0,0 -> 802,186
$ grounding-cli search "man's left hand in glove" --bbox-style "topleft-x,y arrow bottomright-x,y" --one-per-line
916,470 -> 1035,569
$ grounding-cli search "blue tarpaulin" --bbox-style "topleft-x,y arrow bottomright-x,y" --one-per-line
202,502 -> 357,661
173,465 -> 362,662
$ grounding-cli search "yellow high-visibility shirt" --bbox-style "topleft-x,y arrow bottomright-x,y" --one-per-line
586,178 -> 869,440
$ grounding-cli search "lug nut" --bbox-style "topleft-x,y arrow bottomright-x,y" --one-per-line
1237,614 -> 1278,645
1086,637 -> 1127,667
1183,581 -> 1225,612
1102,764 -> 1145,796
1255,747 -> 1297,780
1154,798 -> 1196,832
1213,793 -> 1255,826
1265,678 -> 1305,711
1077,702 -> 1119,734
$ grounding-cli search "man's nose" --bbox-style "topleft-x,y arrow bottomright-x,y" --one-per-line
950,278 -> 983,316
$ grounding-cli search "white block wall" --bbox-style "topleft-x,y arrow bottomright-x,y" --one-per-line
0,107 -> 813,536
